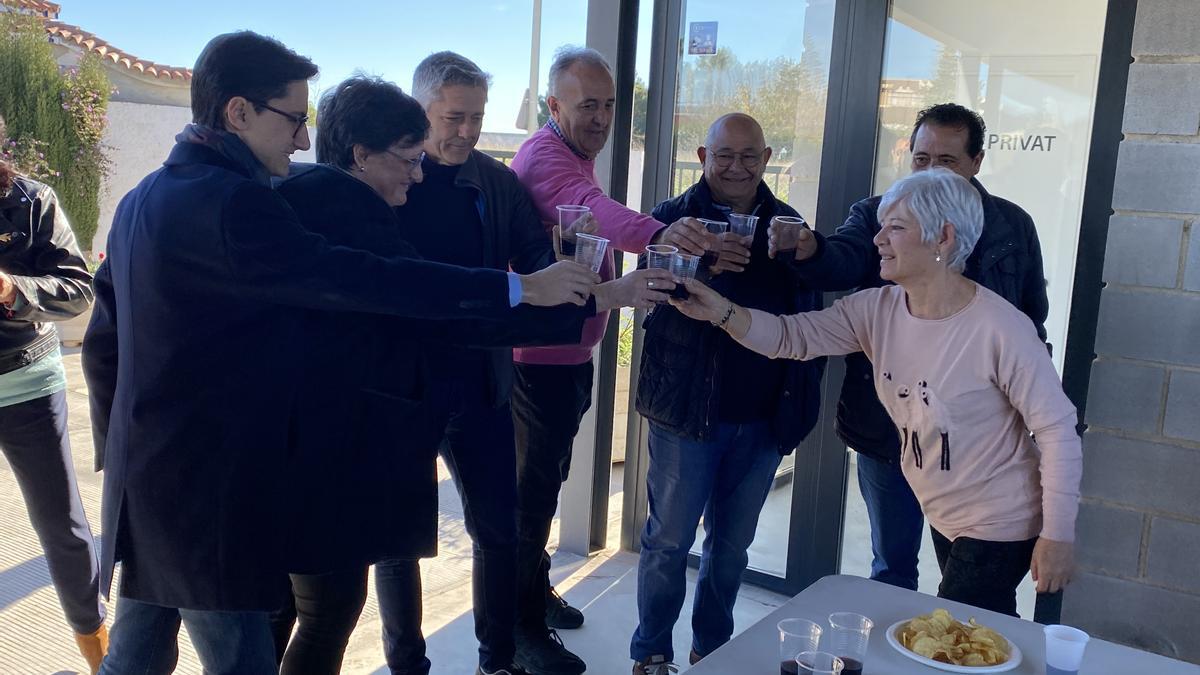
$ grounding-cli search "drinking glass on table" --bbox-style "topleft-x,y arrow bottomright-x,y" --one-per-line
556,204 -> 591,257
823,612 -> 872,675
574,233 -> 608,273
778,619 -> 823,675
668,252 -> 700,299
793,650 -> 844,675
1045,625 -> 1089,675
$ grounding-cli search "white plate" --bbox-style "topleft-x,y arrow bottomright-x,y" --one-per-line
886,619 -> 1022,673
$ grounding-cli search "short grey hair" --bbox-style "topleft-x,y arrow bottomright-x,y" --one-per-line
411,51 -> 492,107
547,45 -> 612,97
878,168 -> 984,273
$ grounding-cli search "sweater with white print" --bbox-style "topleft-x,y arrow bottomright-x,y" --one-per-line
737,283 -> 1081,543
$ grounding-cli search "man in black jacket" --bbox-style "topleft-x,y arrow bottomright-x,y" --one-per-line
83,33 -> 596,675
771,103 -> 1050,594
384,52 -> 666,675
629,114 -> 824,674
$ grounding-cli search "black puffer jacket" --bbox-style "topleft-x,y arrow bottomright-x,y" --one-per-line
635,179 -> 825,453
790,178 -> 1049,462
0,175 -> 93,370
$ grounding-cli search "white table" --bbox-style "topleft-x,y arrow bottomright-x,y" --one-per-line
688,575 -> 1200,674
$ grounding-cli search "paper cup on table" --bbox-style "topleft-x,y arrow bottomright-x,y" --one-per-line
556,204 -> 590,256
1045,625 -> 1089,675
573,233 -> 608,273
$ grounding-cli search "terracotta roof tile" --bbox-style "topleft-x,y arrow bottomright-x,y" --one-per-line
44,20 -> 192,81
4,0 -> 60,17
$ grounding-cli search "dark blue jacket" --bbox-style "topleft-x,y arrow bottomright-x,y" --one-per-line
82,137 -> 520,610
276,162 -> 591,571
635,178 -> 825,452
790,178 -> 1049,461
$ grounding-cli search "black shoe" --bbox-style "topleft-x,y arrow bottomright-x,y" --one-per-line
477,665 -> 532,675
545,587 -> 584,630
514,626 -> 587,674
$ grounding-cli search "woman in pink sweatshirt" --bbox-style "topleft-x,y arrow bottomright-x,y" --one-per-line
671,168 -> 1080,617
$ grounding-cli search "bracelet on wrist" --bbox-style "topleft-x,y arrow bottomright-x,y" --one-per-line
714,302 -> 735,329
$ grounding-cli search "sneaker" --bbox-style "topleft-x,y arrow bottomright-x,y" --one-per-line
545,587 -> 584,629
514,626 -> 587,674
632,655 -> 678,675
477,665 -> 532,675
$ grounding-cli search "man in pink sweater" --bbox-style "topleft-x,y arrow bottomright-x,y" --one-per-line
508,46 -> 713,675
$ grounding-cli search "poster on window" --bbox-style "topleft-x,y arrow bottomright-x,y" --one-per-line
688,22 -> 718,55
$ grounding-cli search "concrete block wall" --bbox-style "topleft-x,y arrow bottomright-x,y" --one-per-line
1064,0 -> 1200,663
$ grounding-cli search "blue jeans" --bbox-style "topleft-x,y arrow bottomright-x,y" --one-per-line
631,421 -> 782,662
856,451 -> 924,591
99,596 -> 276,675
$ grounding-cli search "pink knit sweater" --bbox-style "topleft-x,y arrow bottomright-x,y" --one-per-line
510,125 -> 663,365
738,284 -> 1082,543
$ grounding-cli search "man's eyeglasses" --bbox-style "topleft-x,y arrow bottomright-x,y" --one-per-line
253,102 -> 309,138
384,149 -> 426,174
710,151 -> 765,169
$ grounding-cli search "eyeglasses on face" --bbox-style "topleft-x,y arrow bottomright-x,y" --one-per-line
710,151 -> 765,169
383,149 -> 426,173
253,101 -> 309,138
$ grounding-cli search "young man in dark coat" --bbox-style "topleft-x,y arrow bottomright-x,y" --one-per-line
82,31 -> 596,674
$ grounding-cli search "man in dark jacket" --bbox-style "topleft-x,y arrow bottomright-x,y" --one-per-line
629,113 -> 824,674
0,118 -> 106,672
771,103 -> 1050,593
82,32 -> 596,675
380,52 -> 669,675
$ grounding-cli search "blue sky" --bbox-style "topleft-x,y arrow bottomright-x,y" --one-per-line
57,1 -> 938,133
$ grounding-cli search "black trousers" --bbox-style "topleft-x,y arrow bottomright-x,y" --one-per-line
510,361 -> 594,629
269,567 -> 369,675
0,389 -> 105,634
931,527 -> 1038,617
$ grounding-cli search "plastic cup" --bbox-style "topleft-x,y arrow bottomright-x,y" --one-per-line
1045,625 -> 1089,675
645,244 -> 678,270
669,252 -> 700,299
574,233 -> 608,273
556,204 -> 591,256
771,215 -> 808,230
728,212 -> 759,238
793,650 -> 843,675
697,218 -> 727,268
823,613 -> 872,675
778,619 -> 823,674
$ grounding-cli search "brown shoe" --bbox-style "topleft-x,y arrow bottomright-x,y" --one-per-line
75,624 -> 109,675
632,655 -> 678,675
689,648 -> 703,665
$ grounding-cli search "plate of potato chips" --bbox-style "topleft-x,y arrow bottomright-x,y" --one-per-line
886,608 -> 1021,672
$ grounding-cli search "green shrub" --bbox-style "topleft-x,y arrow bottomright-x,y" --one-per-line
0,13 -> 110,251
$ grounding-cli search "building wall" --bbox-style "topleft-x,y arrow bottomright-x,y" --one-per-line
93,101 -> 316,255
1063,0 -> 1200,663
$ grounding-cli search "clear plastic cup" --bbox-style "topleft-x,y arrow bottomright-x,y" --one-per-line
823,613 -> 872,675
669,252 -> 700,299
1045,624 -> 1089,675
645,244 -> 678,270
728,213 -> 759,238
793,650 -> 844,675
778,619 -> 823,674
697,219 -> 727,268
556,204 -> 591,256
573,233 -> 608,273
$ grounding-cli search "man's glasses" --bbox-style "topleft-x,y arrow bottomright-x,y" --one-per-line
254,102 -> 308,138
384,149 -> 426,174
710,151 -> 765,169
